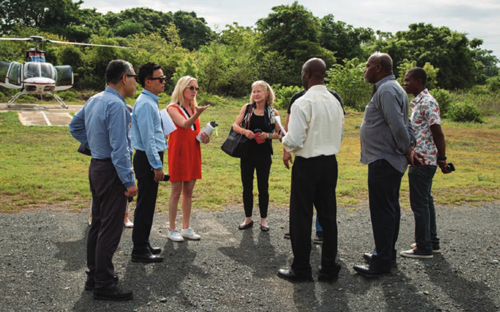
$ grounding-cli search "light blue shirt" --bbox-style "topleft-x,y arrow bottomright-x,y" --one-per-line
360,75 -> 413,173
131,89 -> 167,169
69,86 -> 135,187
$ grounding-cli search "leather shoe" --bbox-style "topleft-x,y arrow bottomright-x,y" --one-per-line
318,265 -> 341,282
363,253 -> 398,268
353,264 -> 391,276
277,268 -> 313,282
85,275 -> 118,291
93,286 -> 133,301
238,220 -> 253,230
149,246 -> 162,255
260,225 -> 269,232
131,253 -> 163,263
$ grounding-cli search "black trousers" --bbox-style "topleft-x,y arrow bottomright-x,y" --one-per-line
240,153 -> 272,218
367,159 -> 404,271
290,155 -> 339,277
87,159 -> 127,290
132,150 -> 163,255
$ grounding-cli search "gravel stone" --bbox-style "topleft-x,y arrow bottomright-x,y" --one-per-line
0,203 -> 499,311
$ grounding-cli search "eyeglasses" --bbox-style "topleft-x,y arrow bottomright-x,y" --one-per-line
123,74 -> 138,82
186,86 -> 200,91
148,76 -> 166,83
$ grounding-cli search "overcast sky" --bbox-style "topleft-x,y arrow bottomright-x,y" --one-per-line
79,0 -> 500,60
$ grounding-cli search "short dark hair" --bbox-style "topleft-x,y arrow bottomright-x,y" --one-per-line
137,62 -> 162,88
408,67 -> 427,86
106,60 -> 133,85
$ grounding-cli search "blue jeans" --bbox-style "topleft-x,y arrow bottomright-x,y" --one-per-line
368,159 -> 404,271
316,215 -> 322,232
409,165 -> 439,253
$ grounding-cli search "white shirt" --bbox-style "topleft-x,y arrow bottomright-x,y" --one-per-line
283,85 -> 344,158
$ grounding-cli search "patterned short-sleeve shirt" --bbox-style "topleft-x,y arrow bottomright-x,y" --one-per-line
410,89 -> 441,166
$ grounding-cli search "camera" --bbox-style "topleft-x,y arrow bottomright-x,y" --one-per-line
441,162 -> 455,174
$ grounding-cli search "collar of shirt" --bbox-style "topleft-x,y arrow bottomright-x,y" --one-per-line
411,88 -> 429,107
104,86 -> 126,104
141,89 -> 159,105
374,74 -> 396,90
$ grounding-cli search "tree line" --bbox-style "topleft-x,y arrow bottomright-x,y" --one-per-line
0,1 -> 499,109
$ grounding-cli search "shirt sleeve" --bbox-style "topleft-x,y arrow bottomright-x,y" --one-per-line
283,99 -> 310,153
69,105 -> 88,145
107,103 -> 135,188
427,101 -> 441,126
379,89 -> 410,154
137,102 -> 163,170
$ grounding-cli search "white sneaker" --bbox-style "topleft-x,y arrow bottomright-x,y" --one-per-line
167,229 -> 184,242
180,228 -> 201,240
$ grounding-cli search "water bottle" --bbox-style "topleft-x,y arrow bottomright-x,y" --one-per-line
196,121 -> 218,142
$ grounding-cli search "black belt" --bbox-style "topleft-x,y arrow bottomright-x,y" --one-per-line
91,158 -> 112,162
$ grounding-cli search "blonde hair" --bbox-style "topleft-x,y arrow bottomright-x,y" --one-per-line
249,80 -> 275,107
171,76 -> 198,109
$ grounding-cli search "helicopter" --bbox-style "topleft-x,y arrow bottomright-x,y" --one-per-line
0,36 -> 131,108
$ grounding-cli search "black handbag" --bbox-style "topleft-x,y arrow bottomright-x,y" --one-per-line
221,104 -> 251,158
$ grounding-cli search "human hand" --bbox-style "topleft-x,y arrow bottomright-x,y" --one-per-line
125,184 -> 138,197
254,132 -> 265,144
244,130 -> 255,140
283,150 -> 293,169
195,104 -> 211,115
200,132 -> 210,144
153,169 -> 165,182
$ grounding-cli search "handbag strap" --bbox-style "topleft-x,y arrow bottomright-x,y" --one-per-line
242,103 -> 252,130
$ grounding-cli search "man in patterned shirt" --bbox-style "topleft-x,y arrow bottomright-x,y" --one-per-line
401,67 -> 451,259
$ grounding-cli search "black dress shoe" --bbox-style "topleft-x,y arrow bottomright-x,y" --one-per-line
93,286 -> 133,301
260,225 -> 269,232
131,253 -> 163,263
363,253 -> 398,268
149,246 -> 162,255
353,264 -> 391,276
85,275 -> 119,291
238,220 -> 253,230
277,268 -> 313,282
318,265 -> 341,282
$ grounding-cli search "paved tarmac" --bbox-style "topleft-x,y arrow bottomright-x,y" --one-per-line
0,203 -> 499,311
0,103 -> 81,126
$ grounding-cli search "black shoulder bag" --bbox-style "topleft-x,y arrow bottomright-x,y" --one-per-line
221,104 -> 252,158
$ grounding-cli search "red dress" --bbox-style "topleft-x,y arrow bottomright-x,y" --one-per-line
167,105 -> 202,182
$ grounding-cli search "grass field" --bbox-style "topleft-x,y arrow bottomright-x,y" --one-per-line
0,101 -> 499,213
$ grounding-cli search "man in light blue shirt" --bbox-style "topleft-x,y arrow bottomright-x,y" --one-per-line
69,59 -> 137,301
130,62 -> 168,263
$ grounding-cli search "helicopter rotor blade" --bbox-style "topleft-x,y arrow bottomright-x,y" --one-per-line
47,40 -> 133,49
0,37 -> 33,41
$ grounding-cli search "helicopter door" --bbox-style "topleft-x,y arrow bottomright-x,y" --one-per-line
0,61 -> 11,84
3,62 -> 23,89
54,65 -> 74,91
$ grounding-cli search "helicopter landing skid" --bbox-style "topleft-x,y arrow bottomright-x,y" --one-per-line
6,92 -> 69,109
6,92 -> 25,108
53,94 -> 68,109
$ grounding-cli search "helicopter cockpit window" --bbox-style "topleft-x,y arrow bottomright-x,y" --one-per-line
25,63 -> 40,78
40,63 -> 55,79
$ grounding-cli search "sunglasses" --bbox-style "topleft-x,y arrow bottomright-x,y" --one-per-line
124,74 -> 138,82
148,76 -> 166,83
186,86 -> 200,91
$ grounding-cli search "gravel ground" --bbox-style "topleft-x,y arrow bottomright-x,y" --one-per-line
0,203 -> 499,312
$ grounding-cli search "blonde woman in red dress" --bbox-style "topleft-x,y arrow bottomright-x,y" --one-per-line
166,76 -> 210,242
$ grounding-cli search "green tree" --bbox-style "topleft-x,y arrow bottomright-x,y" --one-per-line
396,60 -> 439,90
319,14 -> 374,63
326,58 -> 371,111
255,2 -> 335,85
373,23 -> 479,90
